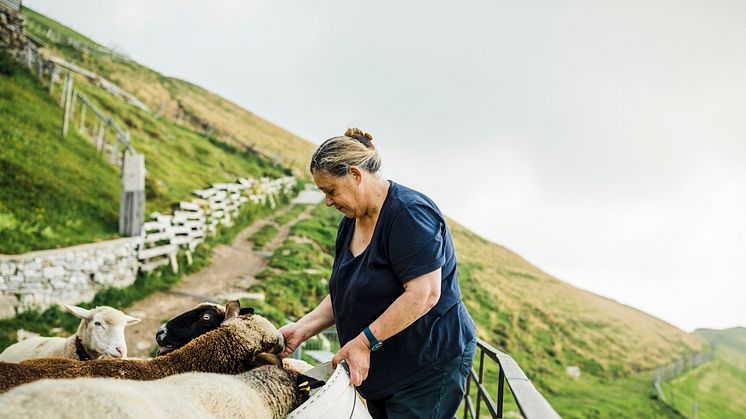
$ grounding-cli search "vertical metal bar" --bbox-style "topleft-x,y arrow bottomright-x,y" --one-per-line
463,368 -> 471,419
476,349 -> 485,419
497,366 -> 505,418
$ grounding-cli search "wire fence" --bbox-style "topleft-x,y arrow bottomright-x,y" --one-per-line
651,348 -> 715,418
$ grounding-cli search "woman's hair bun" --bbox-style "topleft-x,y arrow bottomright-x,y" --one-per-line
344,127 -> 373,142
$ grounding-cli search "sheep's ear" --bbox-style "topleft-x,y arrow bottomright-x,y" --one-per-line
239,307 -> 254,315
123,314 -> 141,325
225,300 -> 241,319
64,305 -> 92,321
246,352 -> 283,369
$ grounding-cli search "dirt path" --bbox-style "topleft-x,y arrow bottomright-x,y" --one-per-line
125,204 -> 315,357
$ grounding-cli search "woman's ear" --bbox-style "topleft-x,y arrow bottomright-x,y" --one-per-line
349,166 -> 363,183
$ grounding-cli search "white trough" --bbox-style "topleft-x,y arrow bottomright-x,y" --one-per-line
288,362 -> 372,419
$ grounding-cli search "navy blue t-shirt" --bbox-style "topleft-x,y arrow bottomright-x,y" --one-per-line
329,181 -> 476,400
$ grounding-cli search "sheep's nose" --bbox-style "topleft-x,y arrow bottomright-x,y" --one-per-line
155,324 -> 167,345
115,347 -> 124,358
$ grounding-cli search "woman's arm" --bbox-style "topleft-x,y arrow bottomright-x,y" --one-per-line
278,295 -> 335,358
332,268 -> 441,386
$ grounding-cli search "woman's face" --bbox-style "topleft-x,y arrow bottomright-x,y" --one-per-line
312,169 -> 361,218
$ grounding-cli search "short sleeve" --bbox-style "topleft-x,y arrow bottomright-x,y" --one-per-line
388,203 -> 446,283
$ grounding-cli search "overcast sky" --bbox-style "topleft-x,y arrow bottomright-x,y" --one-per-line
25,0 -> 745,332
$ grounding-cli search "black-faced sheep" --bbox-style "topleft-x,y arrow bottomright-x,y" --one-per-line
156,302 -> 313,373
155,302 -> 253,355
0,356 -> 324,419
0,305 -> 141,362
0,300 -> 284,394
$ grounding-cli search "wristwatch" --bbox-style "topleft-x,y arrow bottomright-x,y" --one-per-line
363,327 -> 383,351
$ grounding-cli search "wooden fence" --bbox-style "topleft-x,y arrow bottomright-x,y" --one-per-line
137,176 -> 296,274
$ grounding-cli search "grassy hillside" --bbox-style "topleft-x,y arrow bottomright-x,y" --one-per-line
653,327 -> 746,418
659,347 -> 746,419
0,12 -> 298,253
695,327 -> 746,355
22,7 -> 316,177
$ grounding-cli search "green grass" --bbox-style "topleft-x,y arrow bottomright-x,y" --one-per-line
241,204 -> 339,325
0,49 -> 284,253
249,223 -> 279,250
659,348 -> 746,419
0,51 -> 120,253
273,204 -> 307,226
658,331 -> 746,419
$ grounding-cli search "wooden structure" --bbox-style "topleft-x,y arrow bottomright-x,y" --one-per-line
137,176 -> 296,274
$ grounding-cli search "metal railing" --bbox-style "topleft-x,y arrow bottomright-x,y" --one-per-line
463,338 -> 560,419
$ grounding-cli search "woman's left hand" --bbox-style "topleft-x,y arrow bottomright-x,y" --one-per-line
332,335 -> 370,387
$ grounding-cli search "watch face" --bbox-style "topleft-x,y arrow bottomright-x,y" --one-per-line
371,342 -> 383,351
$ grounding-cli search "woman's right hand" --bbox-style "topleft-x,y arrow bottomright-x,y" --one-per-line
278,322 -> 307,358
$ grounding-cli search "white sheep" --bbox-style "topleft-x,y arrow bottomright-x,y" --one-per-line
0,361 -> 322,419
0,305 -> 141,363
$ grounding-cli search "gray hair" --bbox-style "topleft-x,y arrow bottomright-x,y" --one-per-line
310,128 -> 381,176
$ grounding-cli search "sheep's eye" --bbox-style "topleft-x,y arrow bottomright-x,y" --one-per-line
202,314 -> 211,321
94,321 -> 102,327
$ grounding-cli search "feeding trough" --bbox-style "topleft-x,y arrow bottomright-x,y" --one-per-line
288,362 -> 372,419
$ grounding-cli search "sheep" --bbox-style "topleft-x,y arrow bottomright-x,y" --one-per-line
0,305 -> 141,363
0,356 -> 325,419
156,302 -> 314,373
154,302 -> 252,356
0,300 -> 285,394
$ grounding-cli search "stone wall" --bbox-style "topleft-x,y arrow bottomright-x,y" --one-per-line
0,5 -> 28,60
0,237 -> 141,318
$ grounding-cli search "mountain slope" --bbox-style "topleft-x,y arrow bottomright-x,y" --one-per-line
695,327 -> 746,355
22,7 -> 316,176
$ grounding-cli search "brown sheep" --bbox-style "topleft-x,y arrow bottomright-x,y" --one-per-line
0,300 -> 284,394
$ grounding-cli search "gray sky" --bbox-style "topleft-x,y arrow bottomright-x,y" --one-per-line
25,0 -> 745,332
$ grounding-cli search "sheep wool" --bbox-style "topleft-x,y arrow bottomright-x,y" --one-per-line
0,365 -> 317,419
0,301 -> 284,394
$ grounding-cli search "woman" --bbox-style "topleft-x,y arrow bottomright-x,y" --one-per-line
279,128 -> 476,419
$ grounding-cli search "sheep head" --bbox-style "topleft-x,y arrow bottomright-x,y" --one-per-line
156,302 -> 256,356
221,300 -> 286,357
65,305 -> 141,359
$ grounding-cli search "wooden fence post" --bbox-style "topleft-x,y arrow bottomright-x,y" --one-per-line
119,152 -> 145,237
49,68 -> 56,96
61,75 -> 74,136
79,104 -> 86,133
59,72 -> 67,107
